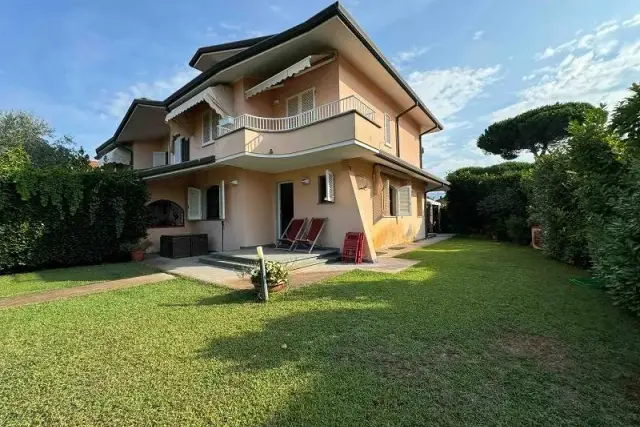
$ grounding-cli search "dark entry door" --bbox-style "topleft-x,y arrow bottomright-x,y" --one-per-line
279,182 -> 294,237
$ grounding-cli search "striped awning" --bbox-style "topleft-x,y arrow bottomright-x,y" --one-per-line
165,85 -> 234,122
245,52 -> 335,99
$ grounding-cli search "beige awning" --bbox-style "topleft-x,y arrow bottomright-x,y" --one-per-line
245,53 -> 335,99
165,85 -> 234,122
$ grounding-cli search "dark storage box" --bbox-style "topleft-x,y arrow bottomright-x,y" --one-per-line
160,234 -> 208,258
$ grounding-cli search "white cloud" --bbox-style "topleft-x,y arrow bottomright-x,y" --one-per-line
394,46 -> 430,64
533,15 -> 635,61
622,14 -> 640,28
595,20 -> 619,37
408,65 -> 502,120
522,74 -> 536,81
492,40 -> 640,121
595,39 -> 619,57
473,30 -> 484,41
104,68 -> 199,118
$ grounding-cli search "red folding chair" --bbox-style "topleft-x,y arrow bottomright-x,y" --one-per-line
292,217 -> 327,253
275,218 -> 307,251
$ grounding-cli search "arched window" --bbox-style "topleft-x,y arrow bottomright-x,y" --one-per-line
147,200 -> 184,228
206,185 -> 221,220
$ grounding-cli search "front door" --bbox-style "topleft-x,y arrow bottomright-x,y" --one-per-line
277,182 -> 294,237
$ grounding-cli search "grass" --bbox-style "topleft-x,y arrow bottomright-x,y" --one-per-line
0,262 -> 158,298
0,237 -> 639,426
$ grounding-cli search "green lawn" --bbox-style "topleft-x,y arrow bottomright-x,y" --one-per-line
1,238 -> 639,426
0,262 -> 158,298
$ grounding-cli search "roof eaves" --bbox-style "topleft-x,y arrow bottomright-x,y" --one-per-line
188,35 -> 275,68
95,99 -> 166,158
137,155 -> 217,179
375,151 -> 450,187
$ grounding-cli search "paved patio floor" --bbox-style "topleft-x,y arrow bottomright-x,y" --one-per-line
144,235 -> 453,290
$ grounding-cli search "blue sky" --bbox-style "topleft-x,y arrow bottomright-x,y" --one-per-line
1,0 -> 639,177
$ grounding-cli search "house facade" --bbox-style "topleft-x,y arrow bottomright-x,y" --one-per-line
95,2 -> 449,262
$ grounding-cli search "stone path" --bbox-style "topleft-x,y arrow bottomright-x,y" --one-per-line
0,273 -> 174,309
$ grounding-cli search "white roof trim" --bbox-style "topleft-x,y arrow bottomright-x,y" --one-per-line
165,85 -> 233,122
244,53 -> 334,99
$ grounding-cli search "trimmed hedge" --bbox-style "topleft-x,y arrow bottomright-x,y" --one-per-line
446,162 -> 532,243
0,165 -> 149,272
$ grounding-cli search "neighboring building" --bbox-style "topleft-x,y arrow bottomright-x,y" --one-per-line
95,2 -> 449,262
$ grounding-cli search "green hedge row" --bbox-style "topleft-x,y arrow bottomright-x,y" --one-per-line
0,162 -> 149,272
445,162 -> 532,244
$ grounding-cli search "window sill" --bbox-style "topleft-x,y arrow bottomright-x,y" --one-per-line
202,140 -> 216,147
192,218 -> 223,222
318,201 -> 335,205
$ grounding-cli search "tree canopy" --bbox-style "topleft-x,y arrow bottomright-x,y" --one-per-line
0,111 -> 90,169
477,102 -> 597,159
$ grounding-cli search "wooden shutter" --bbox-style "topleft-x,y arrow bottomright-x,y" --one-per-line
152,152 -> 167,167
202,111 -> 212,143
398,185 -> 412,216
383,179 -> 390,216
324,169 -> 335,202
187,187 -> 202,220
219,181 -> 226,220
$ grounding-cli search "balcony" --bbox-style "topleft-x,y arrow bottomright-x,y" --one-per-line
217,95 -> 376,136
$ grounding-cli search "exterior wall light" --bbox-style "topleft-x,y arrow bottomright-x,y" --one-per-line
230,179 -> 239,185
301,178 -> 310,185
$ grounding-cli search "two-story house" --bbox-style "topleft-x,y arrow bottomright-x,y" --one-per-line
95,2 -> 449,262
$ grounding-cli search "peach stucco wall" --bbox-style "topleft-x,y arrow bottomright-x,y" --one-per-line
132,137 -> 169,170
338,57 -> 423,168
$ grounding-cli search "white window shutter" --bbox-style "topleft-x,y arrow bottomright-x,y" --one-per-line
398,185 -> 412,216
219,181 -> 226,220
286,96 -> 299,117
384,114 -> 391,146
187,187 -> 202,220
173,139 -> 182,164
300,89 -> 315,112
325,169 -> 335,202
152,152 -> 167,167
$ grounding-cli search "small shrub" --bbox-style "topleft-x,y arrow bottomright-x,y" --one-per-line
250,261 -> 290,287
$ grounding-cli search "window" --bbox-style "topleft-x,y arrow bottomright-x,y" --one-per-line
384,179 -> 411,217
318,169 -> 335,203
202,110 -> 221,145
153,152 -> 167,167
147,200 -> 184,228
384,113 -> 391,147
286,88 -> 315,117
206,185 -> 220,220
388,185 -> 397,216
171,137 -> 189,164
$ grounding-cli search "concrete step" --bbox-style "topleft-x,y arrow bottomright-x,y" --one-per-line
198,250 -> 341,272
198,257 -> 255,272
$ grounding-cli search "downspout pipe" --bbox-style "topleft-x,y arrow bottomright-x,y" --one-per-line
419,124 -> 440,169
395,103 -> 418,157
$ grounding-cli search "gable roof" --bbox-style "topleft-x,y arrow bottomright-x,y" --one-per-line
97,1 -> 443,158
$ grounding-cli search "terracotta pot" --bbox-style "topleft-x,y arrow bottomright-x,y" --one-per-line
130,250 -> 145,262
252,279 -> 288,293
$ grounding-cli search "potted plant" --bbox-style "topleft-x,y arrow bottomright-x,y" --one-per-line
250,260 -> 290,293
122,240 -> 152,262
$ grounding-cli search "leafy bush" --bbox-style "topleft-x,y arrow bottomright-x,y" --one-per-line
0,149 -> 149,272
530,150 -> 590,266
593,161 -> 640,314
250,261 -> 290,286
446,162 -> 532,243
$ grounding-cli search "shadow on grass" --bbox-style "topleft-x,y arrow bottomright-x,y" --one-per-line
195,238 -> 640,426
